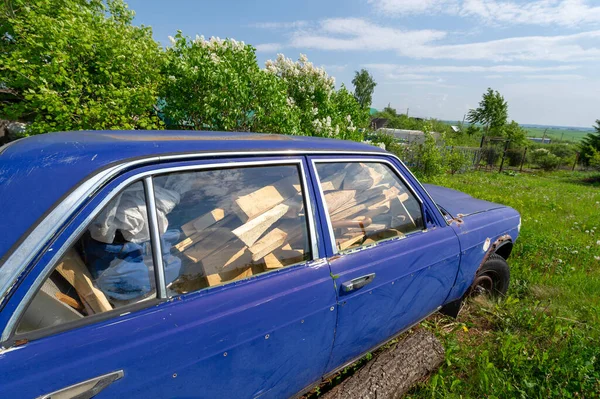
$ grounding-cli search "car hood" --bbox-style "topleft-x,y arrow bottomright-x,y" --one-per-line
423,184 -> 507,218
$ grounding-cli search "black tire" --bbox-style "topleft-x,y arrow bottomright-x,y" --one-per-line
471,254 -> 510,298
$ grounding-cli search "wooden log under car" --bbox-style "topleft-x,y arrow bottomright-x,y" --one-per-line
320,329 -> 445,399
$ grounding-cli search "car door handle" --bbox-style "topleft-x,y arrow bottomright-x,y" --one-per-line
37,370 -> 124,399
341,273 -> 375,292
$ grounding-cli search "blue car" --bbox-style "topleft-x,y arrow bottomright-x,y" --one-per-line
0,131 -> 520,399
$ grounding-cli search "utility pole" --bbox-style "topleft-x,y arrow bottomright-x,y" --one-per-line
560,131 -> 564,141
542,128 -> 548,144
406,108 -> 409,117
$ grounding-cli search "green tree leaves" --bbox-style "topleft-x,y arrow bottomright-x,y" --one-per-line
0,0 -> 164,134
352,68 -> 376,109
580,120 -> 600,167
467,88 -> 508,136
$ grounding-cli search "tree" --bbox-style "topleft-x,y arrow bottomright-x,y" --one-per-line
0,0 -> 164,134
580,120 -> 600,166
161,33 -> 298,134
352,68 -> 376,109
504,120 -> 527,146
467,88 -> 508,136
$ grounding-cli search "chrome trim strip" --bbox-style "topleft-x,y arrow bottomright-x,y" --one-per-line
144,177 -> 167,299
36,369 -> 124,399
2,158 -> 317,340
0,149 -> 442,334
298,162 -> 320,259
310,157 -> 424,255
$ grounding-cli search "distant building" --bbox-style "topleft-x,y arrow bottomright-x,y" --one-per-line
377,128 -> 441,144
370,118 -> 389,130
527,137 -> 552,144
450,125 -> 460,132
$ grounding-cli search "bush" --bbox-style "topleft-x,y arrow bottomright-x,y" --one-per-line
446,149 -> 471,175
530,148 -> 560,171
506,149 -> 525,167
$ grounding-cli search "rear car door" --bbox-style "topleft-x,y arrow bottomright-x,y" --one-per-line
308,155 -> 461,372
0,156 -> 336,399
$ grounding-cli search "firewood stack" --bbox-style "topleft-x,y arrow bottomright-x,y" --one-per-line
171,171 -> 308,292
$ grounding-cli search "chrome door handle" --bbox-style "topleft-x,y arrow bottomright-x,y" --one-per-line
37,370 -> 124,399
341,273 -> 375,292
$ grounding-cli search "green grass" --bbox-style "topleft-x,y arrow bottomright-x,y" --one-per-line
406,170 -> 600,398
525,127 -> 591,143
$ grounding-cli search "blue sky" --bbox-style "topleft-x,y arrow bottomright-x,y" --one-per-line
127,0 -> 600,127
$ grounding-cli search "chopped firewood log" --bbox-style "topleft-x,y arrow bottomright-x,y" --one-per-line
331,204 -> 367,222
324,190 -> 356,213
205,266 -> 253,287
343,164 -> 383,190
249,228 -> 288,261
321,171 -> 346,191
180,208 -> 226,237
232,175 -> 300,222
263,248 -> 305,269
183,228 -> 236,263
200,241 -> 250,276
56,249 -> 112,313
55,292 -> 84,311
175,214 -> 238,252
347,223 -> 388,233
337,233 -> 366,251
232,203 -> 289,247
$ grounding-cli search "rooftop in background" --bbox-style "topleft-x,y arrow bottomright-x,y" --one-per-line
0,130 -> 386,261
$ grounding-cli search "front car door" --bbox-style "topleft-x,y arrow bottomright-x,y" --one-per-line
0,156 -> 336,399
307,155 -> 461,371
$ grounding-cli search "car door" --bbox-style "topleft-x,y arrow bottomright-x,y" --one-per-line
0,156 -> 337,399
307,155 -> 461,372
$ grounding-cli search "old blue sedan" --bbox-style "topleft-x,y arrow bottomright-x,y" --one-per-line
0,131 -> 520,398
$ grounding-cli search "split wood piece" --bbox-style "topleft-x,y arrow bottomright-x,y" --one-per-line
232,203 -> 289,247
391,195 -> 416,227
56,249 -> 112,314
263,248 -> 305,269
249,228 -> 288,262
175,214 -> 237,252
283,193 -> 304,218
343,164 -> 384,191
55,292 -> 84,311
320,171 -> 346,191
232,175 -> 300,222
183,228 -> 236,263
330,204 -> 367,222
331,185 -> 396,217
274,219 -> 308,250
180,208 -> 226,237
200,241 -> 250,276
205,265 -> 253,287
347,223 -> 388,233
337,233 -> 366,251
324,190 -> 356,214
320,329 -> 444,399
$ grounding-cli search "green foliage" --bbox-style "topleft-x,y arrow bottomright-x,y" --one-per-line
413,123 -> 445,178
351,68 -> 376,109
410,170 -> 600,399
504,120 -> 527,146
529,148 -> 561,171
446,149 -> 471,175
467,88 -> 508,136
580,120 -> 600,166
160,33 -> 297,134
588,148 -> 600,171
0,0 -> 164,134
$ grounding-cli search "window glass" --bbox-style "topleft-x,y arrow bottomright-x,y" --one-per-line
153,164 -> 311,296
315,162 -> 423,252
17,181 -> 157,335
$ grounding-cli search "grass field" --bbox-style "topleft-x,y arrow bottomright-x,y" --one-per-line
406,170 -> 600,398
524,127 -> 592,143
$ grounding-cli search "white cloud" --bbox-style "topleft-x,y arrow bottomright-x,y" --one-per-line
525,73 -> 585,80
369,0 -> 600,27
290,18 -> 446,51
461,0 -> 600,28
320,64 -> 348,72
248,21 -> 308,29
288,18 -> 600,62
363,64 -> 579,73
254,43 -> 282,52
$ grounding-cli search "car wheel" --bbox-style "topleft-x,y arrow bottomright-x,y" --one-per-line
471,254 -> 510,298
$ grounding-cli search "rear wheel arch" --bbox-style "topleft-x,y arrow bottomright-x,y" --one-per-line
494,240 -> 513,260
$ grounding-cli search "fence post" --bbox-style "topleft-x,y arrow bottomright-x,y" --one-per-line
499,140 -> 510,173
572,152 -> 580,171
519,147 -> 528,172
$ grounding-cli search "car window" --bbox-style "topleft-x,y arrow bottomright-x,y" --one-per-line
16,181 -> 158,335
315,161 -> 424,252
152,164 -> 311,296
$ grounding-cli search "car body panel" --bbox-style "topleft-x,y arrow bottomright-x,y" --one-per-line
423,183 -> 504,217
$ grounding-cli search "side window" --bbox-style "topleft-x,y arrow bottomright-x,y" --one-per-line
153,164 -> 311,296
315,161 -> 424,252
16,181 -> 157,335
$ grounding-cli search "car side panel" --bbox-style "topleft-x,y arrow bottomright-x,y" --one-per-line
445,207 -> 520,302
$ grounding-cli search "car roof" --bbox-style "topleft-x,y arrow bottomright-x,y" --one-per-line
0,130 -> 387,262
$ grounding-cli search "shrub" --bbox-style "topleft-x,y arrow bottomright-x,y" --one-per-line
446,149 -> 471,175
530,148 -> 560,171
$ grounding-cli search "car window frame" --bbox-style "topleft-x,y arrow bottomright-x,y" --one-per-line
2,157 -> 319,345
311,156 -> 429,256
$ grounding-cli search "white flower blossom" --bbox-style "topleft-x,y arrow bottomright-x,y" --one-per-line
595,256 -> 600,261
312,107 -> 318,116
210,53 -> 221,64
168,35 -> 176,45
